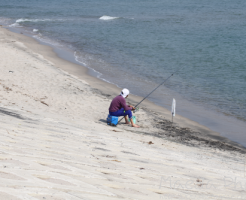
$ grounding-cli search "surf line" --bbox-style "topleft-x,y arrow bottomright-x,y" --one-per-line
117,66 -> 185,125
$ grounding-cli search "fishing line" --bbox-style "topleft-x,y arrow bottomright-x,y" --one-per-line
118,67 -> 184,124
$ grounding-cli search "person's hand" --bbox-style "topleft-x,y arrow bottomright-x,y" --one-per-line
129,105 -> 135,110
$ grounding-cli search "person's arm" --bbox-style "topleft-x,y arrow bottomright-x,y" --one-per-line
120,98 -> 132,111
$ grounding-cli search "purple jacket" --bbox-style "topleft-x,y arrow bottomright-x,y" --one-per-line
109,95 -> 132,112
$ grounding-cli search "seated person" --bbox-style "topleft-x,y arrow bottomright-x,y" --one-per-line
109,88 -> 139,128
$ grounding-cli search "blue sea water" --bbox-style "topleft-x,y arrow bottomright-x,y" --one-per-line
0,0 -> 245,145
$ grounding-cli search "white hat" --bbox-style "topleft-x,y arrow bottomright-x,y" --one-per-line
120,88 -> 130,98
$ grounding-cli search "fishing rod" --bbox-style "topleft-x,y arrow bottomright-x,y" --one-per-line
117,67 -> 184,124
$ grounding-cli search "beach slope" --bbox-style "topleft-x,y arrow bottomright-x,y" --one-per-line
0,26 -> 245,200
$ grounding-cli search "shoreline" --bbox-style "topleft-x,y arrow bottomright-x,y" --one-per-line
1,24 -> 246,199
1,25 -> 246,152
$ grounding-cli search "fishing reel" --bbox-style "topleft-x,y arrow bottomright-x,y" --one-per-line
133,107 -> 139,113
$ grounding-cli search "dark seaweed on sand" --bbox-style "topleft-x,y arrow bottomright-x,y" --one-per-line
155,119 -> 246,154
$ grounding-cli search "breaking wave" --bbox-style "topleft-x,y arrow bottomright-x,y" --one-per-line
99,15 -> 120,20
16,18 -> 52,23
9,18 -> 52,27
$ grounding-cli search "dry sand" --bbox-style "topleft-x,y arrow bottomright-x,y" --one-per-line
0,26 -> 246,199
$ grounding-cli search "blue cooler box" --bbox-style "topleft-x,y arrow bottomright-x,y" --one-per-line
107,115 -> 118,126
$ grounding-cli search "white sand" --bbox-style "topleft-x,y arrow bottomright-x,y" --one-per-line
0,26 -> 245,200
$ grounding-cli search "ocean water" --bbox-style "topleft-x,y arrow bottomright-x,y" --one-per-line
0,0 -> 246,145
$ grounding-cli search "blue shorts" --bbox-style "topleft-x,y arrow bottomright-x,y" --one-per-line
109,108 -> 132,119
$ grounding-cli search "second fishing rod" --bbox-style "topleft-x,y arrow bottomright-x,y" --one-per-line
117,67 -> 184,124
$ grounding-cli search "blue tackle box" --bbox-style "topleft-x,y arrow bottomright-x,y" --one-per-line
107,115 -> 118,126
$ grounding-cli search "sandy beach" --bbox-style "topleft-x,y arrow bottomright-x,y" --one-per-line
0,26 -> 246,199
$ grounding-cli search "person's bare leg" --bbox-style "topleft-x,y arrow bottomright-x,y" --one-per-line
124,115 -> 130,124
130,118 -> 139,128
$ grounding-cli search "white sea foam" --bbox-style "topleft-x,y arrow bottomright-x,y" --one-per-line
74,51 -> 103,77
9,23 -> 22,27
74,51 -> 87,67
33,29 -> 39,32
33,35 -> 62,47
16,18 -> 51,23
73,51 -> 119,86
9,18 -> 51,28
99,15 -> 119,20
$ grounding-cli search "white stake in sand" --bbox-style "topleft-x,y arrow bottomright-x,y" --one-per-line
244,156 -> 246,178
171,98 -> 176,123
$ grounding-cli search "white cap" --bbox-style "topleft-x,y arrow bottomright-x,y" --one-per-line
120,88 -> 130,98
